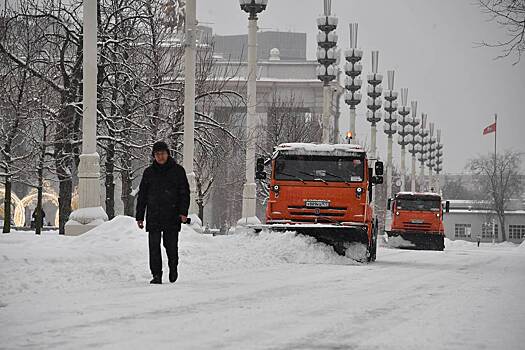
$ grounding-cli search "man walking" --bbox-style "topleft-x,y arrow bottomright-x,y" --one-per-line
136,141 -> 190,284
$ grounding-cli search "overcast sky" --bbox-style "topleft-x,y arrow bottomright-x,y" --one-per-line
197,0 -> 525,173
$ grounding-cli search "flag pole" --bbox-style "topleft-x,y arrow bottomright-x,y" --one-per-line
494,113 -> 497,165
493,113 -> 497,243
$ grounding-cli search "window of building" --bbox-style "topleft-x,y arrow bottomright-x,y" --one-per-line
481,222 -> 498,239
455,223 -> 472,238
508,225 -> 525,240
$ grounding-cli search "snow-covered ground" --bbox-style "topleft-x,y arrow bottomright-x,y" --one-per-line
1,216 -> 524,349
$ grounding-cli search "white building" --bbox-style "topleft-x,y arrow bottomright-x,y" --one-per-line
444,199 -> 525,243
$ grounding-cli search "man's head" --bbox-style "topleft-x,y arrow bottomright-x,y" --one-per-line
152,141 -> 170,165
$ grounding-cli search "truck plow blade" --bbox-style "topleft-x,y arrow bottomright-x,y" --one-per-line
386,231 -> 445,251
250,224 -> 375,262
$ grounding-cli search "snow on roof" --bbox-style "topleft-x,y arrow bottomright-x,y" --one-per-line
396,191 -> 441,197
275,143 -> 365,156
448,209 -> 525,215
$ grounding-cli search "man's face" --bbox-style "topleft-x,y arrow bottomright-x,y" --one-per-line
154,150 -> 169,165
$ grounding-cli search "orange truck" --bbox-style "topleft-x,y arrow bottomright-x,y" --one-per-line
385,192 -> 450,251
254,143 -> 384,262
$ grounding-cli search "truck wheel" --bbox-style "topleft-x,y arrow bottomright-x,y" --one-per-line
333,243 -> 346,256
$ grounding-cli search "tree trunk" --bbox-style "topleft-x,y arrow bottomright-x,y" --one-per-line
35,161 -> 44,235
198,200 -> 204,224
57,177 -> 72,235
499,214 -> 506,242
35,185 -> 43,235
105,142 -> 115,219
120,155 -> 135,217
55,139 -> 73,235
2,177 -> 12,234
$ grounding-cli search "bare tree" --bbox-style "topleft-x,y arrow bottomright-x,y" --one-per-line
468,151 -> 524,241
441,175 -> 484,200
0,20 -> 37,233
254,92 -> 322,206
0,0 -> 86,234
477,0 -> 525,64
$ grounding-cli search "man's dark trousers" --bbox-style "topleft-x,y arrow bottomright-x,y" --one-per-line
149,229 -> 179,276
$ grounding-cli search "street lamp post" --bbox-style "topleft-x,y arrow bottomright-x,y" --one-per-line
417,113 -> 429,191
344,23 -> 362,143
427,122 -> 437,192
238,0 -> 268,226
182,0 -> 201,228
434,130 -> 443,193
397,88 -> 411,192
383,70 -> 398,200
366,51 -> 382,160
408,101 -> 420,192
65,0 -> 108,235
316,0 -> 338,144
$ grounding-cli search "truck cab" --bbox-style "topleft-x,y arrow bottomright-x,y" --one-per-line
256,143 -> 383,260
385,192 -> 449,251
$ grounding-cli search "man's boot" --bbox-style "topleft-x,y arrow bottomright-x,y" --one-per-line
169,268 -> 178,283
150,273 -> 162,284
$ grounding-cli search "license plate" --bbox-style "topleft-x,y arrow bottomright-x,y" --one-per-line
411,219 -> 424,224
305,200 -> 330,208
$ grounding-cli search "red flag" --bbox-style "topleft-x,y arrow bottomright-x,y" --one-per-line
483,122 -> 496,135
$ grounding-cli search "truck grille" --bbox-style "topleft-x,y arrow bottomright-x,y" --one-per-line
288,206 -> 347,218
402,222 -> 432,230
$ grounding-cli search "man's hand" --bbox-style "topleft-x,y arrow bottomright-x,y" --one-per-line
137,220 -> 144,229
180,215 -> 188,224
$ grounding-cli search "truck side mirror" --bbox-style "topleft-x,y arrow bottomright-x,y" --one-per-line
375,161 -> 384,176
445,200 -> 450,213
255,157 -> 267,180
387,198 -> 392,211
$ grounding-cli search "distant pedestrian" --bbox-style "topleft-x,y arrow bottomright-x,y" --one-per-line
31,208 -> 46,229
477,235 -> 481,247
136,141 -> 190,284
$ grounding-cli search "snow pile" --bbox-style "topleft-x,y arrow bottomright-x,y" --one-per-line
445,238 -> 520,250
67,206 -> 108,225
0,216 -> 354,299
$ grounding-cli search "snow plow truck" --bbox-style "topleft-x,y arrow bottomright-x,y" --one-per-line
254,143 -> 384,262
384,192 -> 450,251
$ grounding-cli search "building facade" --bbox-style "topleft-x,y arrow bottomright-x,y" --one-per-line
444,200 -> 525,244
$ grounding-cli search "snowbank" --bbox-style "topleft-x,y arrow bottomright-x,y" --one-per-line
445,238 -> 520,250
0,216 -> 354,299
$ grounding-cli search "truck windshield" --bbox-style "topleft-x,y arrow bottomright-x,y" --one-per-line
274,155 -> 364,182
396,199 -> 441,212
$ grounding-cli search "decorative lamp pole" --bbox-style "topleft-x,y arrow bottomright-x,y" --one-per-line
238,0 -> 268,226
427,122 -> 437,192
65,0 -> 108,235
397,88 -> 411,192
344,23 -> 362,143
408,101 -> 420,192
366,51 -> 383,159
316,0 -> 339,144
383,70 -> 398,200
417,113 -> 429,191
434,130 -> 443,193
